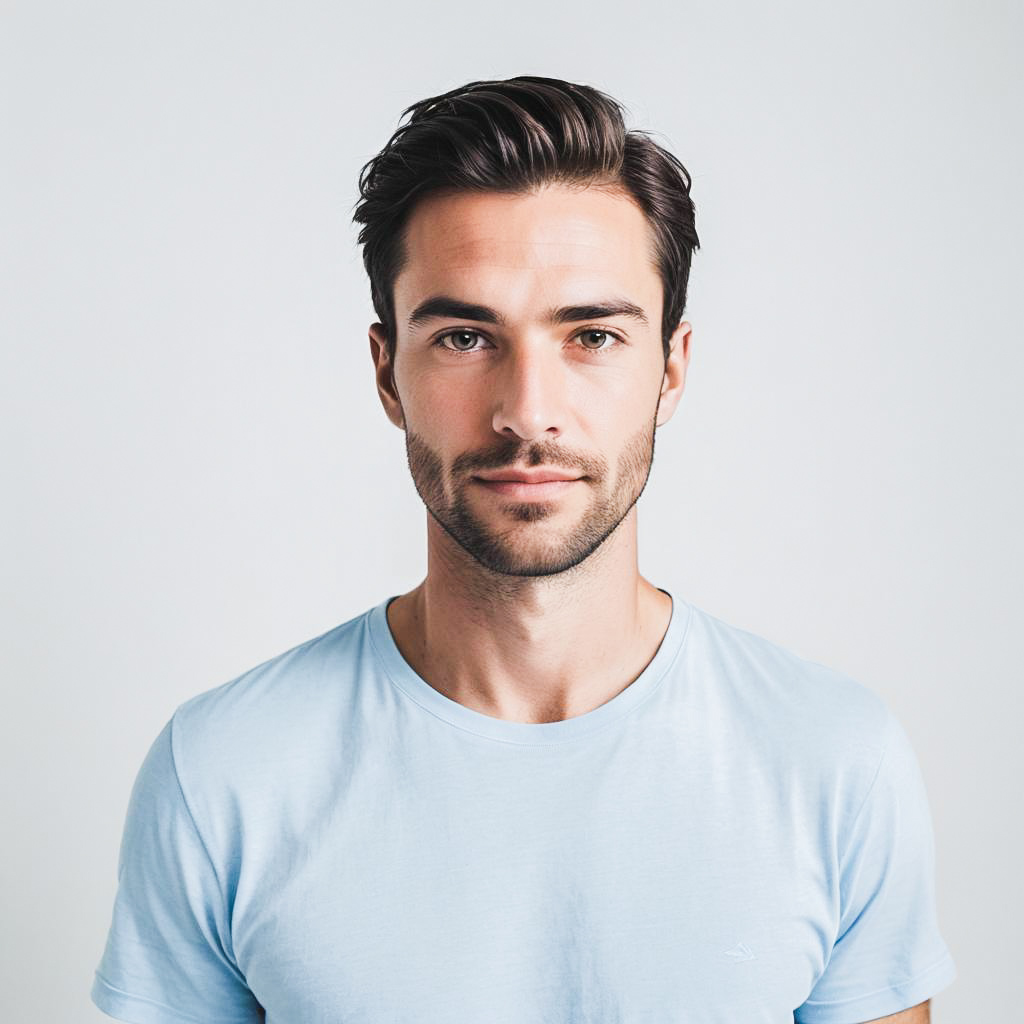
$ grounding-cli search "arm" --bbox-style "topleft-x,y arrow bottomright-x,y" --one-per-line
861,999 -> 930,1023
793,709 -> 956,1023
92,717 -> 263,1023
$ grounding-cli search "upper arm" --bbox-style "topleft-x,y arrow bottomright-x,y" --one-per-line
860,998 -> 930,1023
91,717 -> 263,1023
792,711 -> 956,1022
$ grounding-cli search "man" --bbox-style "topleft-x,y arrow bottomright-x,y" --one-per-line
92,77 -> 956,1023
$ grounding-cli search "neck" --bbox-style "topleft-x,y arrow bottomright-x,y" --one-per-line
386,506 -> 672,724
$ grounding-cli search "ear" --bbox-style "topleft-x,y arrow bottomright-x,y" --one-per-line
655,321 -> 692,428
368,323 -> 405,430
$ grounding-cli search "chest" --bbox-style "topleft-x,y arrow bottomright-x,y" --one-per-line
230,749 -> 836,1022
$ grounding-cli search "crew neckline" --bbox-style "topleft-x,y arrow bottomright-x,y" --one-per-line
366,588 -> 691,745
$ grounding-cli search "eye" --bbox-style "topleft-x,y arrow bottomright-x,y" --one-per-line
435,330 -> 490,354
577,329 -> 622,352
435,327 -> 625,356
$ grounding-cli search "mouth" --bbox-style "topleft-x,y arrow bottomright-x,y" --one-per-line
472,477 -> 584,500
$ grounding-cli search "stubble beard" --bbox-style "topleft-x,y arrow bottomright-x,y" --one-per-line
403,409 -> 659,578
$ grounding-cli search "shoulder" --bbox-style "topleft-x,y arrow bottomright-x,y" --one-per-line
680,601 -> 897,775
167,605 -> 377,786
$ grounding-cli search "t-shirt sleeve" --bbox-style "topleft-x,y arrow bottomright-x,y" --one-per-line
91,715 -> 264,1023
794,709 -> 957,1022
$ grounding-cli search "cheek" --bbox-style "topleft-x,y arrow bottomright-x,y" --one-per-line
408,380 -> 480,433
577,380 -> 655,430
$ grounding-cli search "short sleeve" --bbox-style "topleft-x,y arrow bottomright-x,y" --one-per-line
794,710 -> 957,1022
91,716 -> 263,1023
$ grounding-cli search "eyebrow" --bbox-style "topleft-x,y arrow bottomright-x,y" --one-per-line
406,294 -> 650,330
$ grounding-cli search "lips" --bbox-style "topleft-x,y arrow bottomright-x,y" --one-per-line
474,470 -> 583,484
471,467 -> 586,503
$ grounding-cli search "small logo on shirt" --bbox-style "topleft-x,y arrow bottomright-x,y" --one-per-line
722,942 -> 757,962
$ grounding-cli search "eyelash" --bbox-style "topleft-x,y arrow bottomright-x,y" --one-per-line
433,327 -> 626,356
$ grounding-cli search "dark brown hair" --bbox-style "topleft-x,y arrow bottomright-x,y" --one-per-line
352,76 -> 699,364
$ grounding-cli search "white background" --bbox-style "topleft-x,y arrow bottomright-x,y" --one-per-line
2,1 -> 1020,1019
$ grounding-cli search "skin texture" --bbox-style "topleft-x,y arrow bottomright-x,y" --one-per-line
865,1001 -> 930,1023
369,181 -> 690,724
868,1003 -> 933,1019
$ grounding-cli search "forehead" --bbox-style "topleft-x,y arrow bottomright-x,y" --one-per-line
394,183 -> 661,321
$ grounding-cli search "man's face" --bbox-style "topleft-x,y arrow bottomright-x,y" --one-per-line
370,182 -> 690,578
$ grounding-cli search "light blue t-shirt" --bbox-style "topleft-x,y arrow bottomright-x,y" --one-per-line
92,592 -> 956,1023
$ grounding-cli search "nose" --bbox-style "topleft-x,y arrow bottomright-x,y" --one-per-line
490,342 -> 565,442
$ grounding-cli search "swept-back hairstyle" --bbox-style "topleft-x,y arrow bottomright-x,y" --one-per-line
352,76 -> 699,364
